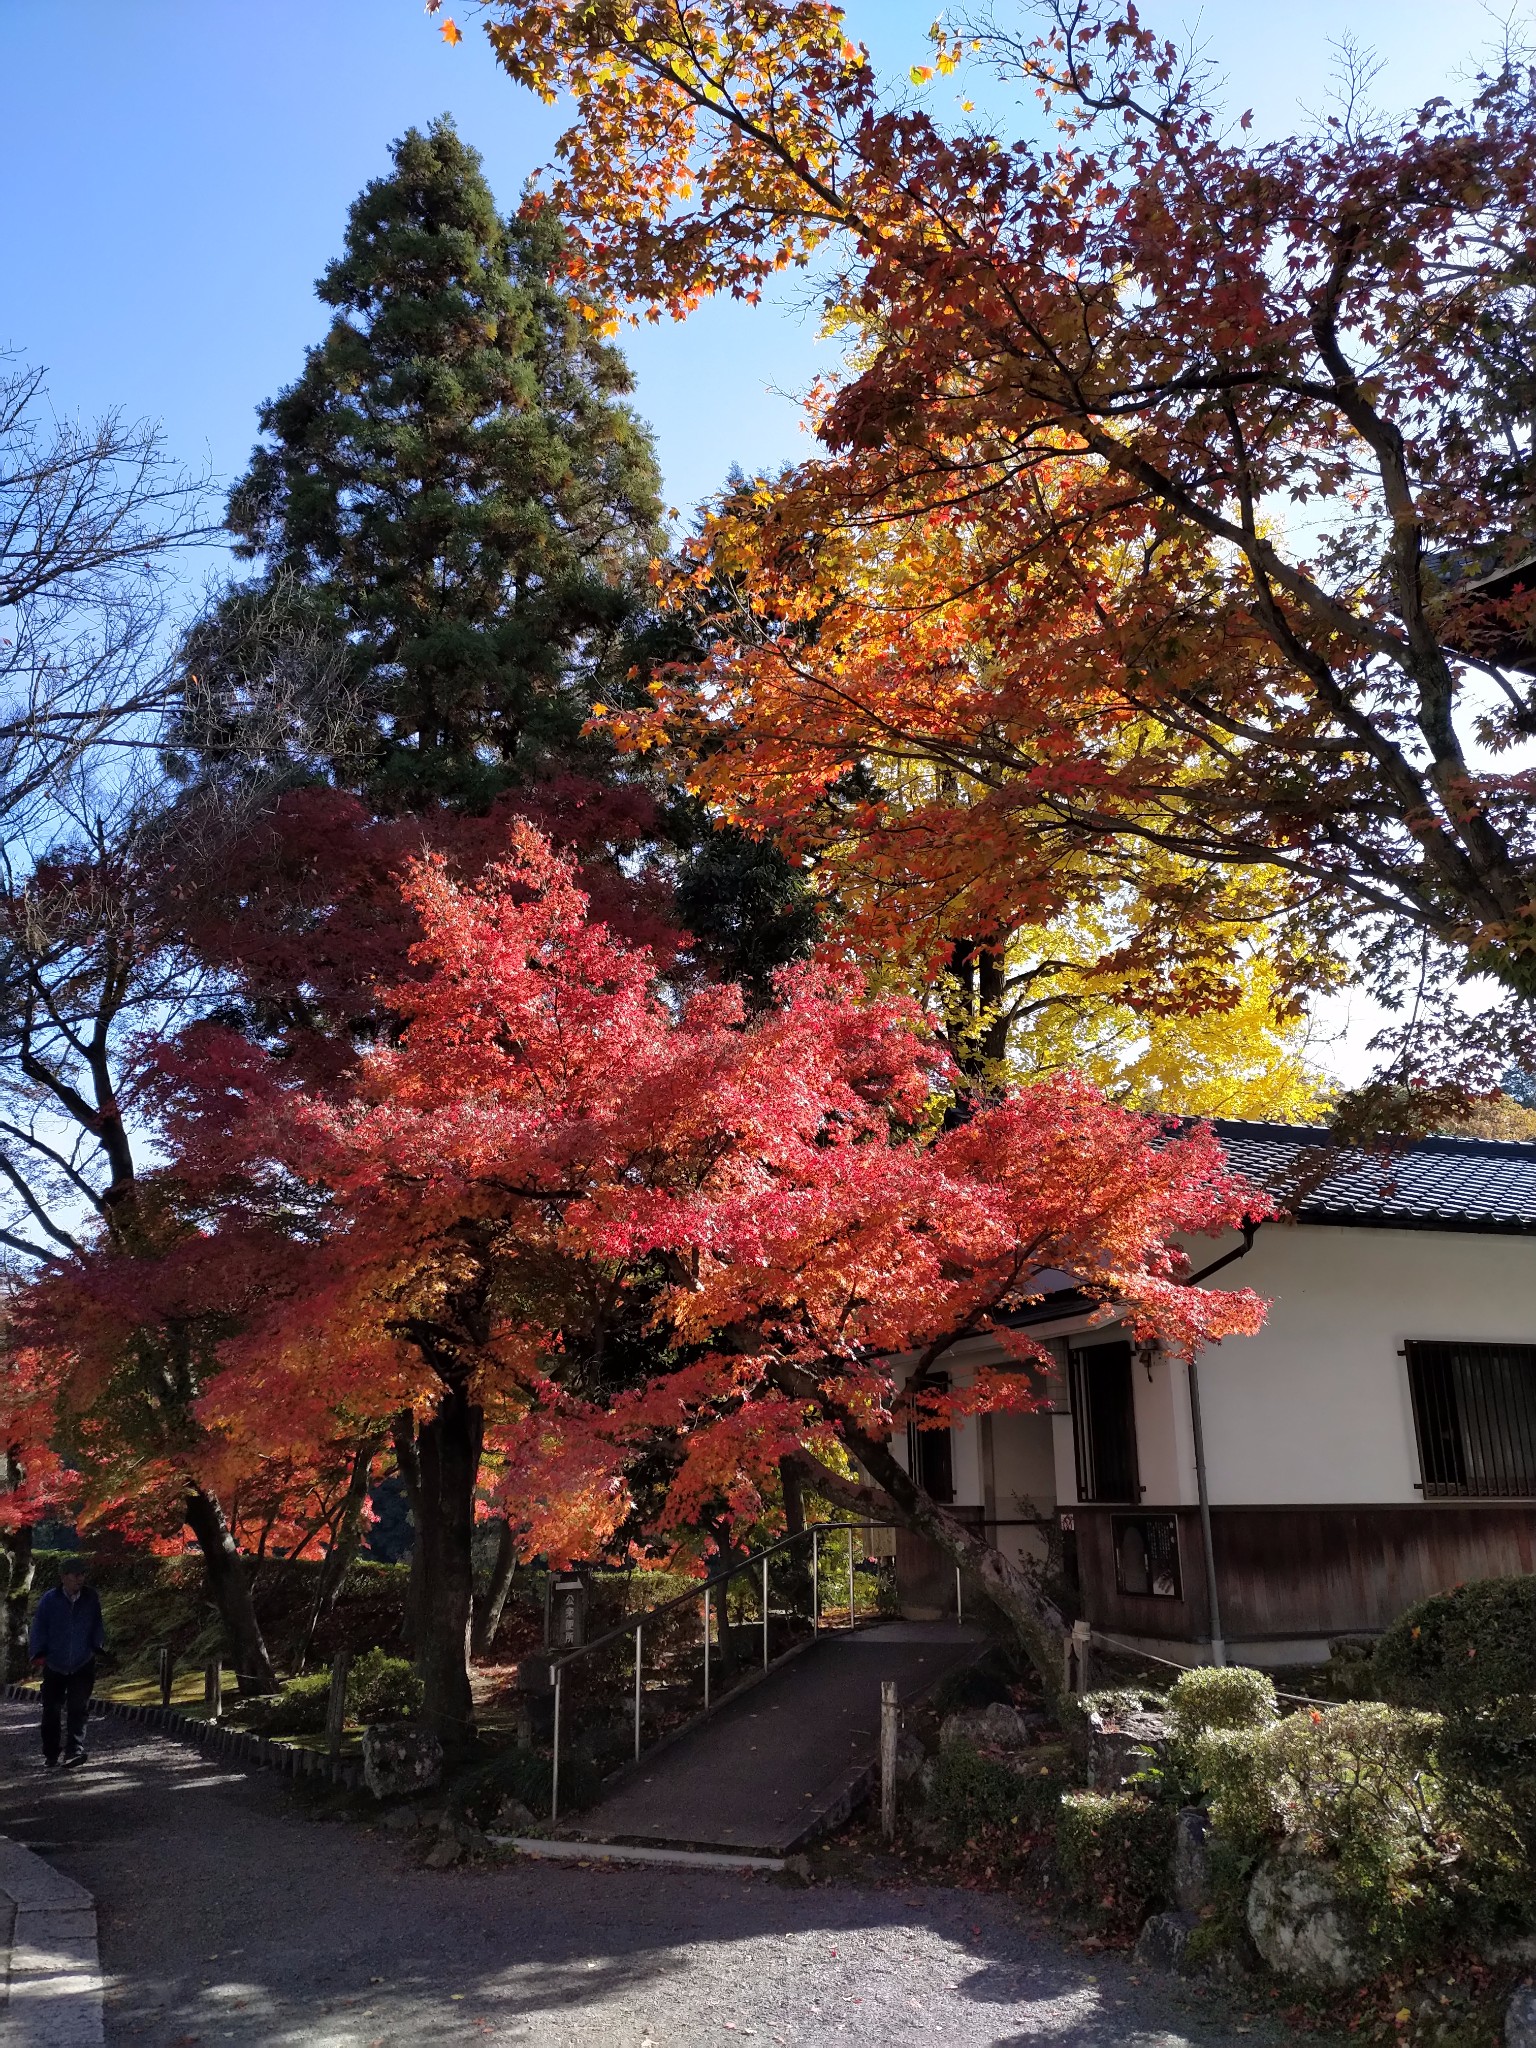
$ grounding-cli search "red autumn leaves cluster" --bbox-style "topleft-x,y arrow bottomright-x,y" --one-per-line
17,823 -> 1267,1567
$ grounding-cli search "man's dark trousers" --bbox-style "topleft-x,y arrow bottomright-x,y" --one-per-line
40,1659 -> 94,1765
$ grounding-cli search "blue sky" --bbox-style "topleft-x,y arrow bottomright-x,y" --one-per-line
1,1 -> 1517,529
1,0 -> 1517,1085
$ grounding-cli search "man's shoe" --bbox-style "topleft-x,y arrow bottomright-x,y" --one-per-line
60,1751 -> 86,1770
42,1758 -> 58,1771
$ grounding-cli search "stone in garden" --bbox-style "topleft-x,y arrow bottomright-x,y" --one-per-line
493,1796 -> 537,1831
362,1722 -> 443,1801
938,1703 -> 1033,1753
1506,1985 -> 1536,2048
1172,1807 -> 1212,1911
1133,1910 -> 1198,1973
894,1731 -> 926,1785
381,1804 -> 421,1832
422,1834 -> 462,1870
1085,1708 -> 1170,1791
1246,1848 -> 1366,1988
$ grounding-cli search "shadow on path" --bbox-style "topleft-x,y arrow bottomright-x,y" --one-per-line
0,1699 -> 1277,2047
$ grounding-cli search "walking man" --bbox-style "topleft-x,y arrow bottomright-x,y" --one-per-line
29,1558 -> 105,1770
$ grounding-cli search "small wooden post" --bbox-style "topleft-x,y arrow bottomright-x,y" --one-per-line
325,1649 -> 351,1759
157,1646 -> 173,1709
879,1679 -> 899,1840
1071,1619 -> 1093,1697
204,1660 -> 223,1721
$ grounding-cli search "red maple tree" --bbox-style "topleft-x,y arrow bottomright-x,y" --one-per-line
131,822 -> 1266,1736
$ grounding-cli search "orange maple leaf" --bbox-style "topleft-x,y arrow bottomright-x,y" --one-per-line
440,16 -> 463,45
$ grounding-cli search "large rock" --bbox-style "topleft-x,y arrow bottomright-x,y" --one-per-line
1507,1985 -> 1536,2048
1172,1807 -> 1213,1911
1246,1849 -> 1367,1988
1133,1910 -> 1198,1973
491,1795 -> 537,1833
363,1722 -> 444,1801
1085,1707 -> 1170,1792
938,1703 -> 1035,1754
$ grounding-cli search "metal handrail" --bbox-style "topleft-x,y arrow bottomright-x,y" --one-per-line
546,1518 -> 909,1821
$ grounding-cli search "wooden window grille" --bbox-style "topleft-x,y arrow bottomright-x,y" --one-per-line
1068,1340 -> 1140,1504
1406,1339 -> 1536,1498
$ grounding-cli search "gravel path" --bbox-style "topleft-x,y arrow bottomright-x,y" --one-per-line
0,1698 -> 1280,2047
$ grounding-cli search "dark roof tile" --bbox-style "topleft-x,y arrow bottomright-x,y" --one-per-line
1211,1120 -> 1536,1235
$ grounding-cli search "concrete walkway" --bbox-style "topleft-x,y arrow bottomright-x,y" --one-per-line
574,1623 -> 986,1853
0,1697 -> 1280,2047
0,1831 -> 104,2048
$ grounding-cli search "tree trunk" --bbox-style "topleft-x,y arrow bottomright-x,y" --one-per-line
471,1517 -> 518,1661
789,1428 -> 1069,1708
779,1455 -> 806,1537
0,1446 -> 35,1682
0,1527 -> 33,1683
414,1380 -> 483,1752
391,1410 -> 426,1657
183,1483 -> 277,1695
298,1434 -> 382,1671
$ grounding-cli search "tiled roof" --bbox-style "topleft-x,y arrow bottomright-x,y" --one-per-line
1211,1120 -> 1536,1236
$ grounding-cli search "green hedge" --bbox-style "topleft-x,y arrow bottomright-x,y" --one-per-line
244,1650 -> 422,1735
926,1737 -> 1069,1848
1374,1575 -> 1536,1717
1195,1703 -> 1529,1966
1054,1790 -> 1173,1933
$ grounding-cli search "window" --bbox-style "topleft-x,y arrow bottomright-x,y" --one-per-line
1068,1340 -> 1140,1504
1406,1340 -> 1536,1498
906,1372 -> 954,1503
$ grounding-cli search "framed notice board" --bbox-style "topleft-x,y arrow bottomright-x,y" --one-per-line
1110,1513 -> 1182,1599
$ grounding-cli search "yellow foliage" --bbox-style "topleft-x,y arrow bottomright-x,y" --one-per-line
951,916 -> 1331,1123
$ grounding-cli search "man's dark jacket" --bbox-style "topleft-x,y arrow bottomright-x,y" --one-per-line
28,1586 -> 105,1674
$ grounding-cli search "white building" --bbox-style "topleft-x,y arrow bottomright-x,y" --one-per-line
891,1122 -> 1536,1666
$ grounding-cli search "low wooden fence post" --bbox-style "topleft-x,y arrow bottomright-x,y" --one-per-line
880,1679 -> 899,1841
157,1646 -> 173,1709
204,1660 -> 223,1721
325,1649 -> 351,1760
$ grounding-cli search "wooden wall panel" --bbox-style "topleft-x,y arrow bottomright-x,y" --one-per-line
1074,1504 -> 1536,1646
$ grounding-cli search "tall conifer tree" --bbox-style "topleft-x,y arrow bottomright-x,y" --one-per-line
215,118 -> 663,808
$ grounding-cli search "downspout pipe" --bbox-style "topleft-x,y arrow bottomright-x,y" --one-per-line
1181,1217 -> 1262,1669
1187,1354 -> 1226,1667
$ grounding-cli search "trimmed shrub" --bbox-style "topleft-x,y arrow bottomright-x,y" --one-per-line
1194,1704 -> 1529,1966
351,1648 -> 422,1724
1166,1665 -> 1277,1745
249,1672 -> 332,1734
1374,1575 -> 1536,1717
1054,1789 -> 1174,1933
927,1736 -> 1068,1848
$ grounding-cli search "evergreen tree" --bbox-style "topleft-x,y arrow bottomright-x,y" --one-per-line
208,118 -> 663,809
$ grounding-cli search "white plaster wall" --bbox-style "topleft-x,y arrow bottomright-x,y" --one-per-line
951,1410 -> 985,1508
1191,1223 -> 1536,1504
989,1411 -> 1058,1516
1131,1347 -> 1190,1505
